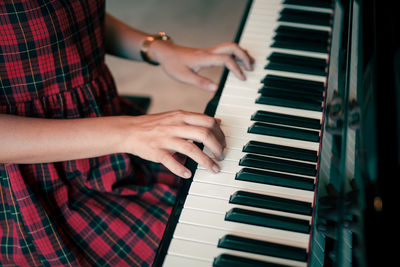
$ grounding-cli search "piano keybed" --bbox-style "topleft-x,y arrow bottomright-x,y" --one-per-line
162,0 -> 334,266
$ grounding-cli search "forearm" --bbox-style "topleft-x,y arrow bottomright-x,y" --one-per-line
0,114 -> 127,164
105,13 -> 149,61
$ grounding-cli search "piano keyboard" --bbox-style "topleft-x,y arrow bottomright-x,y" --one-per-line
163,0 -> 333,266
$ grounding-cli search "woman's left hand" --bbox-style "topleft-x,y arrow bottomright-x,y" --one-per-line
149,41 -> 255,91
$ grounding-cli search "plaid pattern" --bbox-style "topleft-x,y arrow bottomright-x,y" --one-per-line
0,1 -> 180,266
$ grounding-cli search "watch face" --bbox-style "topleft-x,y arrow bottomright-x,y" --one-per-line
157,32 -> 170,41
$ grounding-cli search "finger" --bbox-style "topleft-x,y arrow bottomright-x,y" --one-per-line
169,125 -> 225,160
220,54 -> 247,81
167,138 -> 220,173
191,52 -> 245,81
163,110 -> 226,148
157,150 -> 192,178
211,42 -> 255,71
199,53 -> 245,81
180,113 -> 226,148
180,112 -> 224,133
177,67 -> 218,91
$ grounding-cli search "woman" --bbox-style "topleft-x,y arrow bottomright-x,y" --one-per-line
0,1 -> 254,266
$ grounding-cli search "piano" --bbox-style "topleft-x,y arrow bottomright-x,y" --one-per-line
153,0 -> 396,266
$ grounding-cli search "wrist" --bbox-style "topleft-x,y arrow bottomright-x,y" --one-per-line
140,32 -> 172,65
111,116 -> 134,154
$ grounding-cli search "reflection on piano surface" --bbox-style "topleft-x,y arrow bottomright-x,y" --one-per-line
154,0 -> 396,266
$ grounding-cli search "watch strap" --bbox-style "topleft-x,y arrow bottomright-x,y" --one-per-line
140,32 -> 171,65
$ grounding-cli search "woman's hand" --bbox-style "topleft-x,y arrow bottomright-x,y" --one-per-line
149,41 -> 255,91
105,14 -> 254,91
122,110 -> 226,178
0,112 -> 224,179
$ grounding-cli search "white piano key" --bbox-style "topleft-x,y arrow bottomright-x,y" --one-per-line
221,122 -> 321,139
189,175 -> 314,203
223,134 -> 319,154
215,104 -> 322,124
172,223 -> 310,266
244,68 -> 328,84
178,208 -> 310,249
205,145 -> 246,159
219,125 -> 320,152
198,153 -> 316,179
246,0 -> 333,17
173,222 -> 309,253
217,114 -> 255,127
222,76 -> 263,90
167,238 -> 307,267
283,3 -> 334,14
163,254 -> 211,267
184,194 -> 311,221
242,15 -> 332,34
196,158 -> 315,181
241,22 -> 331,39
219,115 -> 322,135
216,95 -> 323,120
204,146 -> 317,168
220,86 -> 259,99
218,114 -> 322,133
198,155 -> 317,180
202,145 -> 317,182
203,158 -> 240,171
253,0 -> 333,13
227,68 -> 327,87
257,45 -> 330,60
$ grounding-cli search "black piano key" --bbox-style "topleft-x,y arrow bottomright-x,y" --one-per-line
218,234 -> 308,262
251,110 -> 321,130
275,25 -> 330,42
229,190 -> 313,215
236,168 -> 315,191
266,52 -> 327,76
272,38 -> 328,54
239,154 -> 317,176
279,8 -> 332,26
258,85 -> 324,102
256,95 -> 323,111
248,122 -> 320,142
264,63 -> 325,76
261,74 -> 325,94
213,253 -> 286,267
259,83 -> 323,99
272,26 -> 330,53
257,90 -> 323,111
268,52 -> 327,68
225,208 -> 310,233
283,0 -> 333,9
242,140 -> 318,162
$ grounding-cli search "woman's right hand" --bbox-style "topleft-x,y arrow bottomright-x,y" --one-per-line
122,110 -> 226,178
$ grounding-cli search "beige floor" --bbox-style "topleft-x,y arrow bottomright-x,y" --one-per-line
105,0 -> 247,114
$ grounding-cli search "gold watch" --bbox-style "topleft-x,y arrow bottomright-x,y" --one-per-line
140,32 -> 171,65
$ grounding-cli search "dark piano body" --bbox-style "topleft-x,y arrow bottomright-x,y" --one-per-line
153,0 -> 397,266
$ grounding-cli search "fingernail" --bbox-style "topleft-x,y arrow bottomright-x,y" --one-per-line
183,171 -> 192,178
249,63 -> 254,71
208,84 -> 218,91
212,164 -> 220,173
240,71 -> 246,81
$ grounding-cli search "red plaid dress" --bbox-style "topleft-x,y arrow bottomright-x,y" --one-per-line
0,1 -> 180,266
